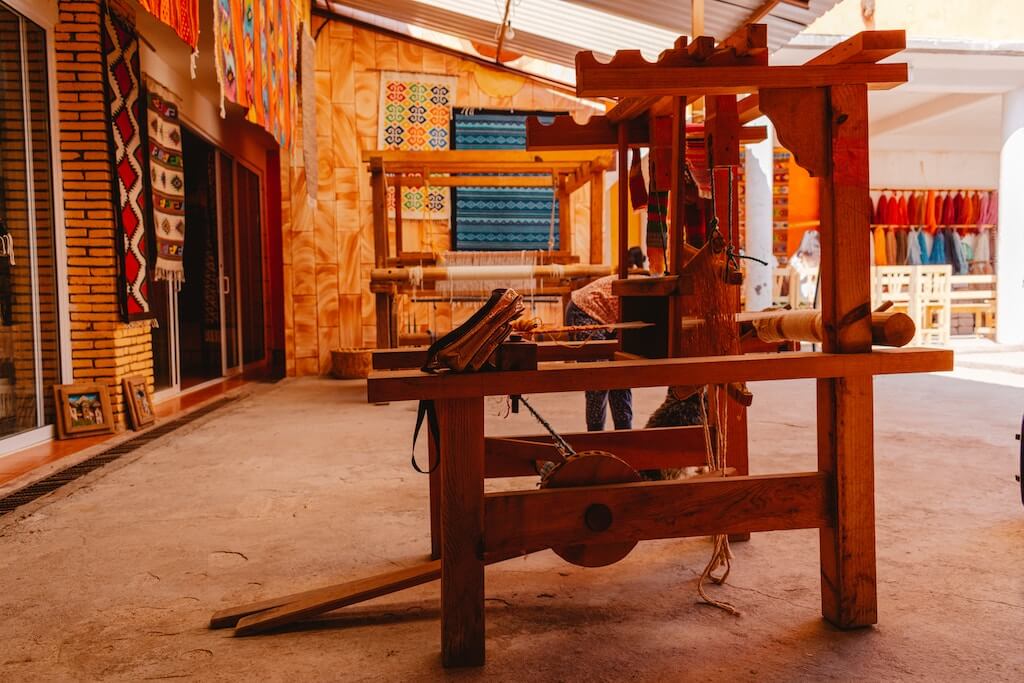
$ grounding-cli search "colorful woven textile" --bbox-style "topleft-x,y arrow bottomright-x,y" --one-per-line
136,0 -> 199,49
102,7 -> 152,321
146,79 -> 187,284
378,71 -> 457,219
450,111 -> 559,250
214,0 -> 298,148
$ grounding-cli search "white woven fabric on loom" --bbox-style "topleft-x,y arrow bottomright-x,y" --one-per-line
437,251 -> 538,296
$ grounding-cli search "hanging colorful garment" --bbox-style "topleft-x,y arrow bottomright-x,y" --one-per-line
896,193 -> 909,226
146,79 -> 187,284
941,192 -> 955,226
102,7 -> 153,321
628,149 -> 648,210
925,189 -> 937,232
953,191 -> 966,225
646,188 -> 669,275
905,228 -> 922,265
873,228 -> 888,266
949,229 -> 969,274
929,228 -> 947,265
885,227 -> 897,265
972,228 -> 992,273
873,193 -> 888,224
985,191 -> 998,225
379,71 -> 457,219
136,1 -> 200,50
907,192 -> 918,226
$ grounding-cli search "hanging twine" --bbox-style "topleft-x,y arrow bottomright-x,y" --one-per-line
696,384 -> 740,616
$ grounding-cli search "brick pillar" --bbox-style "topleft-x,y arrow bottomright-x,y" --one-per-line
56,0 -> 153,428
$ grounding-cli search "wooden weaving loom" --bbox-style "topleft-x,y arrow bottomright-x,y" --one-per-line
364,149 -> 615,348
210,27 -> 953,668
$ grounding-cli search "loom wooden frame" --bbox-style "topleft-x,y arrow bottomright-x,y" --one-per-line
362,149 -> 614,348
210,27 -> 954,669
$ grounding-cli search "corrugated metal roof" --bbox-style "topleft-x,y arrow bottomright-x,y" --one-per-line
316,0 -> 842,71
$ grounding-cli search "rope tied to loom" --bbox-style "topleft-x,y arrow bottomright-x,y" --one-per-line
696,384 -> 739,615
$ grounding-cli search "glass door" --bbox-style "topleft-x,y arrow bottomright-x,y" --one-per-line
0,5 -> 61,443
217,152 -> 241,375
236,164 -> 265,365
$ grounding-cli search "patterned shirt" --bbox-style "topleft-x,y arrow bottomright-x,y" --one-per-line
570,275 -> 619,324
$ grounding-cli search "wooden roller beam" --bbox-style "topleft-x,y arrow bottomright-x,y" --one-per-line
366,349 -> 953,402
372,340 -> 620,370
483,472 -> 830,560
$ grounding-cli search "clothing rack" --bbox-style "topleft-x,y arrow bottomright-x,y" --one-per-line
868,187 -> 996,274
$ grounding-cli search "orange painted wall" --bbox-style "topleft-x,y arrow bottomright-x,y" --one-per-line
786,157 -> 820,256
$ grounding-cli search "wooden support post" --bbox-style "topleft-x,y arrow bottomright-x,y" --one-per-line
394,176 -> 404,256
371,159 -> 395,348
375,293 -> 393,349
590,170 -> 604,264
617,124 -> 629,281
816,83 -> 877,629
558,185 -> 572,254
726,393 -> 750,542
437,397 -> 486,667
668,96 -> 686,356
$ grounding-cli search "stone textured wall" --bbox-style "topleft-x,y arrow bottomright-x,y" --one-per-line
280,21 -> 604,375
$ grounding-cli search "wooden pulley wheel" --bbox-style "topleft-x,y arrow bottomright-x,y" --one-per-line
540,450 -> 641,567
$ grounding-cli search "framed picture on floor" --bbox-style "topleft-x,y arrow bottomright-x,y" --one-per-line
122,376 -> 155,430
53,383 -> 115,439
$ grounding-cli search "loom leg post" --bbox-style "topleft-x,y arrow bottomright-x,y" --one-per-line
727,395 -> 751,543
817,376 -> 877,629
437,397 -> 486,667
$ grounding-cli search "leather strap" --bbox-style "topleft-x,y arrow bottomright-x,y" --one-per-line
411,400 -> 441,474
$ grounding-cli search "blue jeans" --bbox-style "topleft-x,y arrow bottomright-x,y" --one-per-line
565,302 -> 632,431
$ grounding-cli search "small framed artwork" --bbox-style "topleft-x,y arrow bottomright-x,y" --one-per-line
122,376 -> 155,430
53,383 -> 115,439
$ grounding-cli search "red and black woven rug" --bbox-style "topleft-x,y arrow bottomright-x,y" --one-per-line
102,5 -> 153,322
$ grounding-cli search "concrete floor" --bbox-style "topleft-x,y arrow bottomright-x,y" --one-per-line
0,373 -> 1021,681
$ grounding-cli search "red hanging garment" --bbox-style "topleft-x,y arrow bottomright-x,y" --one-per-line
874,193 -> 889,224
896,193 -> 909,226
907,192 -> 918,226
942,192 -> 955,225
925,190 -> 937,232
953,191 -> 966,225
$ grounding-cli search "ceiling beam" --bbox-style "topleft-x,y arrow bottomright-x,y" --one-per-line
871,93 -> 993,137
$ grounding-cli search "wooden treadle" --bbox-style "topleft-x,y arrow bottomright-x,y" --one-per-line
210,561 -> 441,634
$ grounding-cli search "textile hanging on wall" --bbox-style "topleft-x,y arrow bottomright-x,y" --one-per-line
300,24 -> 317,206
136,1 -> 200,49
102,6 -> 153,321
450,110 -> 559,251
146,79 -> 187,284
377,71 -> 457,220
213,0 -> 299,148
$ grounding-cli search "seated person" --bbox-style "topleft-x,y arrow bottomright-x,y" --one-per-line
564,246 -> 646,431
